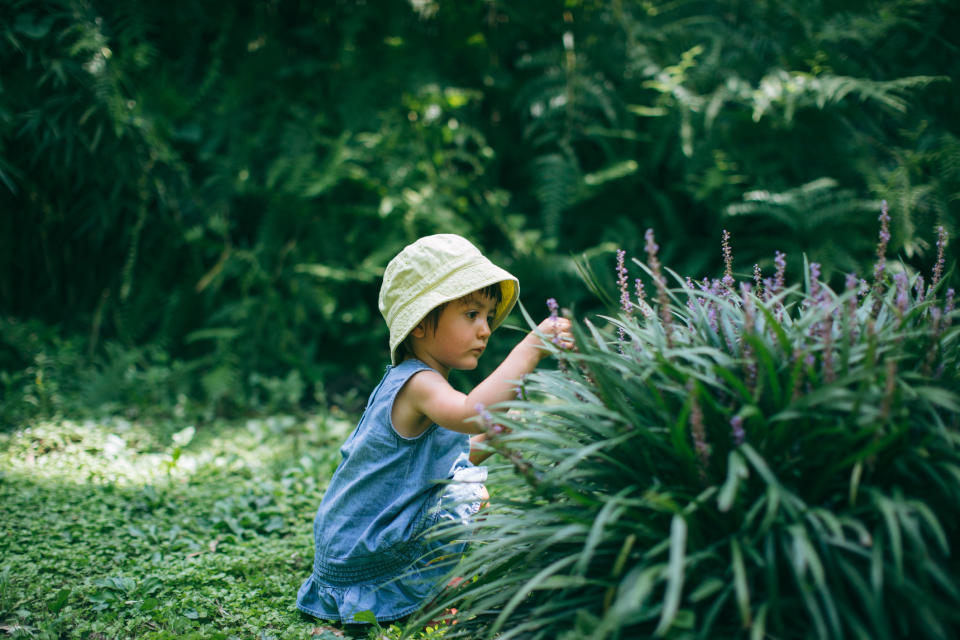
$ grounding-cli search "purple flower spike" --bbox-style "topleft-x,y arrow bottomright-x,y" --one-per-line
615,250 -> 632,349
730,416 -> 745,446
644,230 -> 663,287
616,250 -> 632,315
645,228 -> 673,347
721,230 -> 734,289
932,225 -> 947,288
879,200 -> 892,244
547,297 -> 559,318
634,279 -> 648,318
773,251 -> 787,296
874,200 -> 891,288
546,298 -> 562,346
808,262 -> 822,303
845,272 -> 858,291
685,277 -> 698,312
547,298 -> 570,371
687,383 -> 710,479
893,272 -> 909,316
645,228 -> 660,258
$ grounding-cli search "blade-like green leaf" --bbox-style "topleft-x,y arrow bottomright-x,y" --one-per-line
654,515 -> 687,636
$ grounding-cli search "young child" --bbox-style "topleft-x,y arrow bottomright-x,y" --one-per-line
296,233 -> 572,624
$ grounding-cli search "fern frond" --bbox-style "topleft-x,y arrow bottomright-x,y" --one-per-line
532,152 -> 582,243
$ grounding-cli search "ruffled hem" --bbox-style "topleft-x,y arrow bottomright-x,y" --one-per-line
296,560 -> 448,623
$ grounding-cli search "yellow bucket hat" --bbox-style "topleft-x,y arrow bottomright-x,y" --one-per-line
379,234 -> 519,365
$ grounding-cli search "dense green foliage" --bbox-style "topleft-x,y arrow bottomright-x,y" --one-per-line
2,0 -> 958,420
0,413 -> 456,639
421,220 -> 959,638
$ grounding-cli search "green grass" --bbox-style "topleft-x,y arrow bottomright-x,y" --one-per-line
0,414 -> 453,639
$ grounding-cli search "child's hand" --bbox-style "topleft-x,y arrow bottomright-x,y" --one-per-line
525,315 -> 574,357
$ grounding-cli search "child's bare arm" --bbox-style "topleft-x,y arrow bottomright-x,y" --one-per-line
401,316 -> 572,435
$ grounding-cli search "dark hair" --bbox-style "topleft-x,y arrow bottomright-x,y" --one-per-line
398,283 -> 503,361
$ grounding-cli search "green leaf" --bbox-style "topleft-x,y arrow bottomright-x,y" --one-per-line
873,494 -> 903,577
352,609 -> 381,628
48,588 -> 70,613
849,461 -> 863,506
583,160 -> 639,186
575,489 -> 629,575
654,515 -> 687,636
731,539 -> 751,627
611,533 -> 637,580
607,565 -> 662,625
689,578 -> 724,603
718,450 -> 749,512
750,603 -> 769,640
913,386 -> 960,413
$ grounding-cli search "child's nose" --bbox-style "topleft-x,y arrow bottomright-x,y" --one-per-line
478,318 -> 491,337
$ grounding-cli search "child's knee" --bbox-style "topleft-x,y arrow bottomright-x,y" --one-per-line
479,484 -> 489,509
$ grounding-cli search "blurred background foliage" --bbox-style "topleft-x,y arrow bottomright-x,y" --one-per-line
1,0 -> 957,423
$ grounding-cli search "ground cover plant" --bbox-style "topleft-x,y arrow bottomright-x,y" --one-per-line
0,413 -> 454,639
420,207 -> 960,639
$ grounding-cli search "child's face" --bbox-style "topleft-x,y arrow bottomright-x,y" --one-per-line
409,292 -> 498,376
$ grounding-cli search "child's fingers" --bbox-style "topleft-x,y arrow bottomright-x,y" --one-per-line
539,316 -> 575,348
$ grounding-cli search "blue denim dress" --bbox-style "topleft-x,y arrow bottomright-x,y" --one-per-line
296,359 -> 487,623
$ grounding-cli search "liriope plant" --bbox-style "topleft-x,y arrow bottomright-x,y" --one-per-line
412,204 -> 959,639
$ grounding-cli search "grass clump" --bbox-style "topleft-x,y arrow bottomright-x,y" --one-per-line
420,210 -> 959,639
